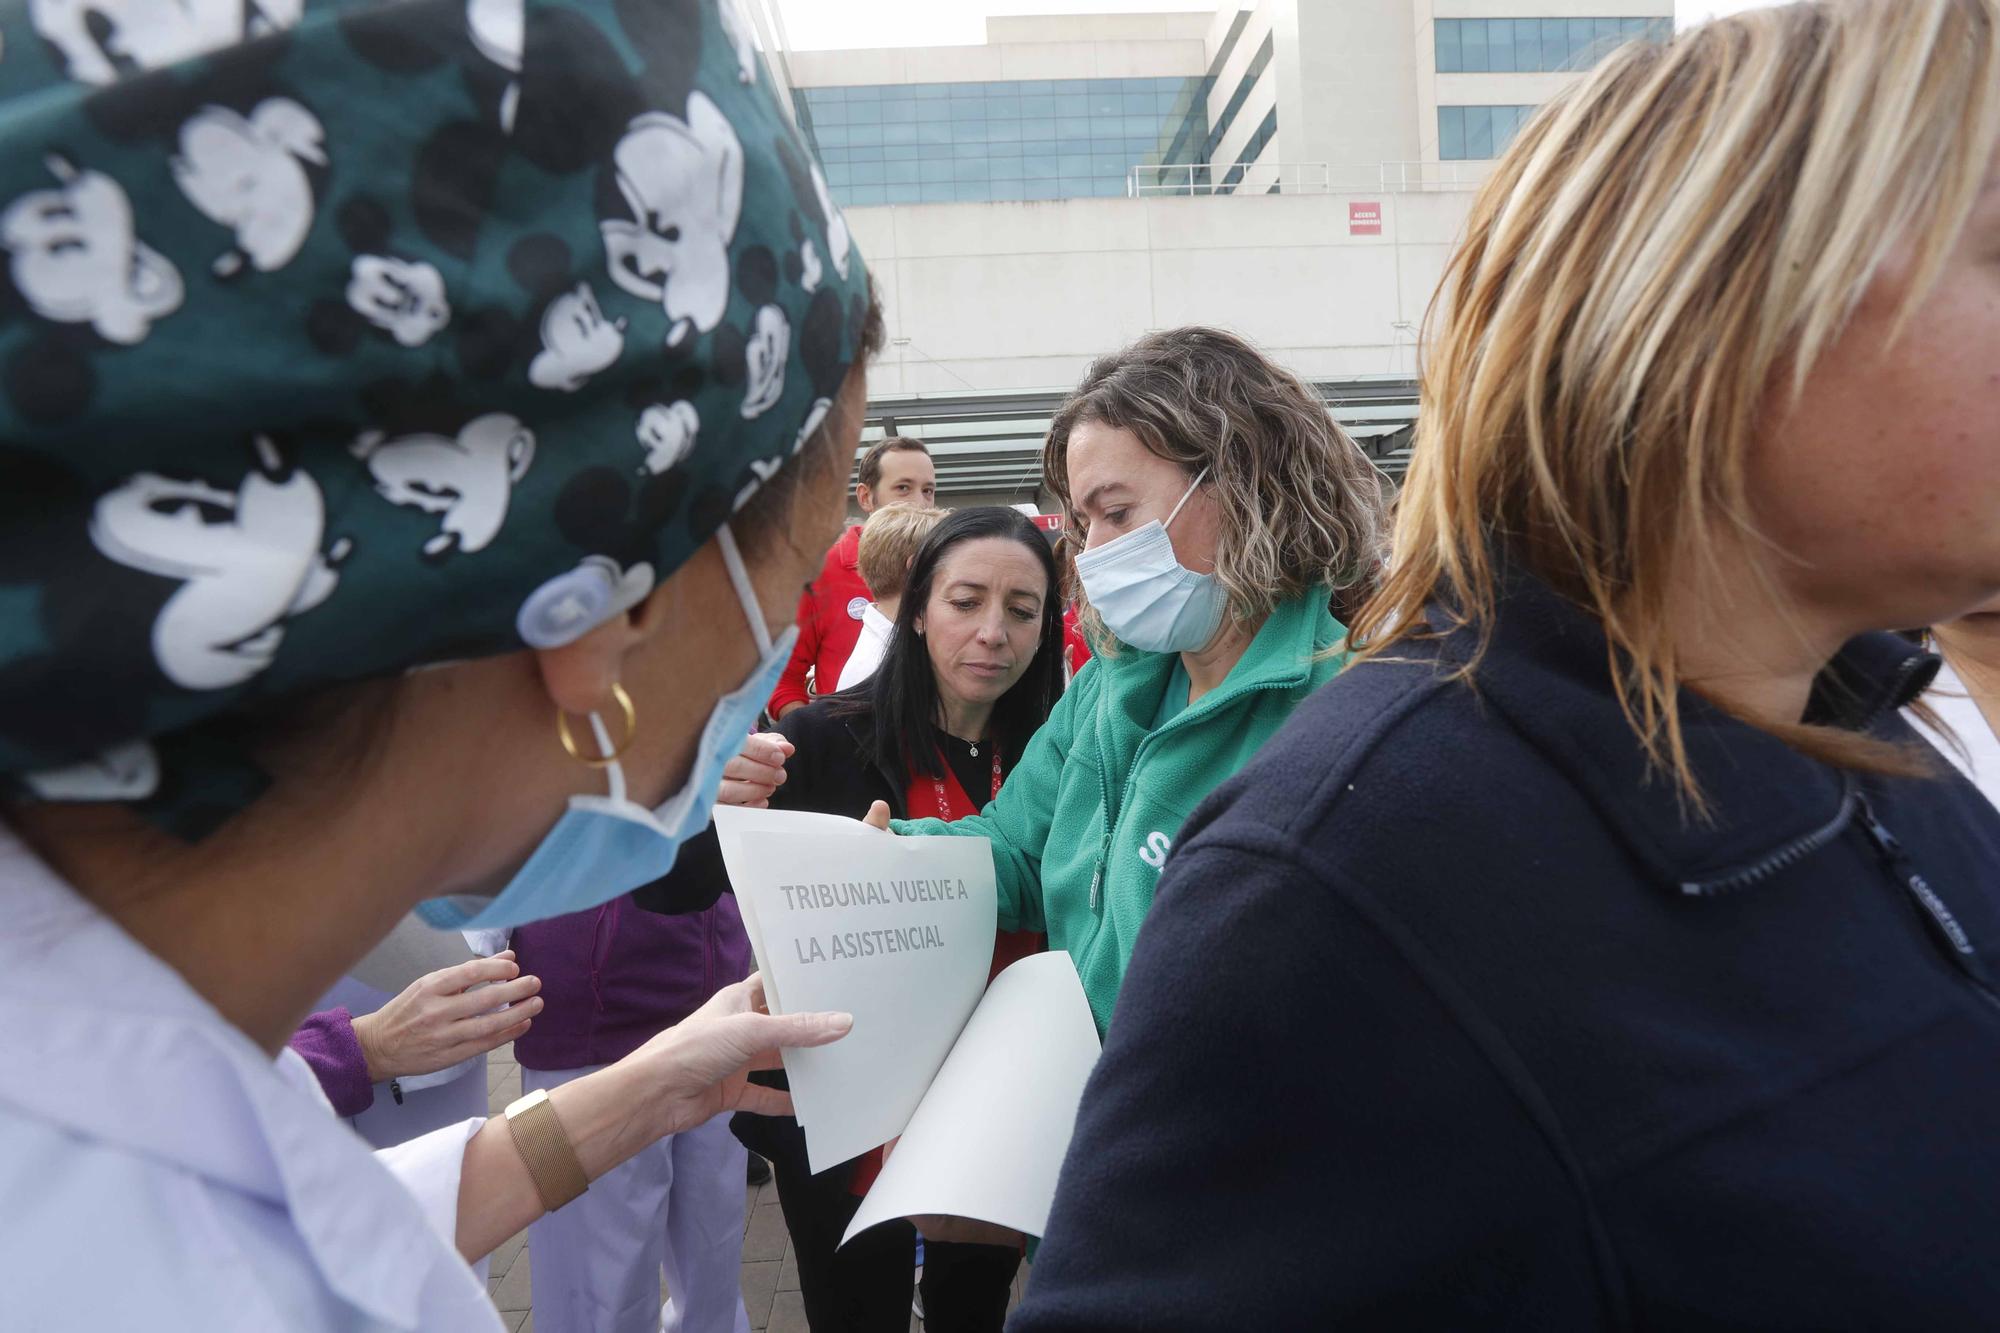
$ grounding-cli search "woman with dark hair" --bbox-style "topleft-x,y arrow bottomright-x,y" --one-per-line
637,505 -> 1067,1332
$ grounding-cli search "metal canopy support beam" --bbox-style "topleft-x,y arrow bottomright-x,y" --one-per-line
856,377 -> 1421,497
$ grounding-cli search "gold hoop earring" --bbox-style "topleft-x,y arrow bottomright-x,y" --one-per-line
556,683 -> 638,768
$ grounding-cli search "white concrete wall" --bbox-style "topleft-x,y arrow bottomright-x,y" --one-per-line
1203,3 -> 1253,60
1432,0 -> 1668,17
790,37 -> 1204,88
1213,65 -> 1278,166
1235,128 -> 1285,192
1210,0 -> 1276,106
988,13 -> 1215,44
1289,0 -> 1424,169
1205,0 -> 1279,179
844,189 -> 1473,395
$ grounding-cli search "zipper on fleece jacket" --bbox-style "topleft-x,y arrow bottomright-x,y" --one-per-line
1679,783 -> 1858,897
1854,791 -> 2000,1010
1089,675 -> 1299,915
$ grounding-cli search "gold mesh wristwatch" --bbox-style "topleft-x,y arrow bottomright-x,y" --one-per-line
503,1088 -> 589,1212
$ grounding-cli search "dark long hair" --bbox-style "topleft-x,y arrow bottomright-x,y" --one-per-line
840,506 -> 1065,785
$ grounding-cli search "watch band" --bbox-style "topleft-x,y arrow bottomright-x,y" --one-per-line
503,1088 -> 589,1212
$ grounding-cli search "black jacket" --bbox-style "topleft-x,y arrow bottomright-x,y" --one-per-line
1016,570 -> 2000,1330
632,693 -> 907,918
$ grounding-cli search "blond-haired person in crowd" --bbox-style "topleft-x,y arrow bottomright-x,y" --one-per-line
836,504 -> 950,692
1018,2 -> 2000,1327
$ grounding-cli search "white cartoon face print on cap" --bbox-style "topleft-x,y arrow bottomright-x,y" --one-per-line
346,254 -> 450,348
805,160 -> 851,284
637,400 -> 699,475
600,92 -> 744,350
23,740 -> 161,802
88,437 -> 348,691
739,303 -> 790,419
30,0 -> 304,86
352,413 -> 536,559
465,0 -> 525,130
1,156 -> 184,345
529,282 -> 627,391
516,554 -> 656,650
173,99 -> 327,277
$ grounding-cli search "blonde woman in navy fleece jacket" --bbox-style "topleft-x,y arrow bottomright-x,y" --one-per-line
1016,2 -> 2000,1328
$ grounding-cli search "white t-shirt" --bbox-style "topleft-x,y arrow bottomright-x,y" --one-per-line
835,604 -> 897,692
1906,659 -> 2000,814
0,828 -> 499,1332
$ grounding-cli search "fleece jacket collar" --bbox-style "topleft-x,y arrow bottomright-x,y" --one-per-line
1091,593 -> 1334,827
1094,590 -> 1327,715
1439,569 -> 1938,895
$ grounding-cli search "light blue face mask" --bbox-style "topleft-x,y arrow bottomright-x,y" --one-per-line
417,526 -> 796,931
1074,467 -> 1229,654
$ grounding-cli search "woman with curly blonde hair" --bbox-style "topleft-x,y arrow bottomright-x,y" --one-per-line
1019,1 -> 2000,1327
878,324 -> 1386,1034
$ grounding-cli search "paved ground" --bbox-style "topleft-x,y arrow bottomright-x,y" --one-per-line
481,1044 -> 1025,1332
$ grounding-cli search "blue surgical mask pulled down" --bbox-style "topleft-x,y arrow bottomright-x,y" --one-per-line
418,526 -> 796,931
1074,468 -> 1229,654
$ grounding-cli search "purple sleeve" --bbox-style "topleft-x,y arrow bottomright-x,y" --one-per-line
288,1006 -> 376,1118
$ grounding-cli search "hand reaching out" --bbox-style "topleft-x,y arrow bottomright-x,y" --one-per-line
720,732 -> 794,808
352,950 -> 541,1083
621,973 -> 851,1134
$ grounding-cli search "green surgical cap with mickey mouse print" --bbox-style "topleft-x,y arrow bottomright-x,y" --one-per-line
0,0 -> 872,837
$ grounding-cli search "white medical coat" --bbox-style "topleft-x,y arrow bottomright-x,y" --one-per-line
1910,660 -> 2000,813
0,828 -> 504,1331
833,603 -> 895,693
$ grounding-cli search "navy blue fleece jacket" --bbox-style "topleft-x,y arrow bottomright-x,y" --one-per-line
1014,571 -> 2000,1330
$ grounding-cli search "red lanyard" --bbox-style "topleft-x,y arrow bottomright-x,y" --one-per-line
931,744 -> 1003,819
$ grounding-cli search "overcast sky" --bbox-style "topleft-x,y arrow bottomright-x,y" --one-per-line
777,0 -> 1790,52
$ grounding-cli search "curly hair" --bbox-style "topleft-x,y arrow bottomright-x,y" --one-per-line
1042,327 -> 1388,645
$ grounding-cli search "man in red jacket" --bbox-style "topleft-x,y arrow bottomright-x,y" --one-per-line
769,436 -> 935,718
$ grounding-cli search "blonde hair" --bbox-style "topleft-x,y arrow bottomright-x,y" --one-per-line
1044,327 -> 1387,644
1352,0 -> 2000,804
856,503 -> 948,600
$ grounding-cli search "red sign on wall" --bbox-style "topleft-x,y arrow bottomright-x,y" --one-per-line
1349,201 -> 1383,236
1030,512 -> 1066,532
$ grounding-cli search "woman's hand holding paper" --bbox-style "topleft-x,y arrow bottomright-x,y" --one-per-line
622,972 -> 852,1133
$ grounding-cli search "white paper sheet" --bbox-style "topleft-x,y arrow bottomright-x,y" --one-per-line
714,806 -> 880,1021
841,951 -> 1101,1245
713,806 -> 999,1171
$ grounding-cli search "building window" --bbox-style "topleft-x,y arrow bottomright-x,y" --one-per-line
1435,16 -> 1670,74
1216,108 -> 1278,195
1438,105 -> 1536,159
793,75 -> 1204,205
1203,34 -> 1275,163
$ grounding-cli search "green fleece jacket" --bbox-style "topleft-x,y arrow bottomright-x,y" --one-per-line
896,591 -> 1349,1034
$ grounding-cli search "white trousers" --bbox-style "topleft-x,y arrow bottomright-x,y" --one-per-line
523,1064 -> 751,1333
